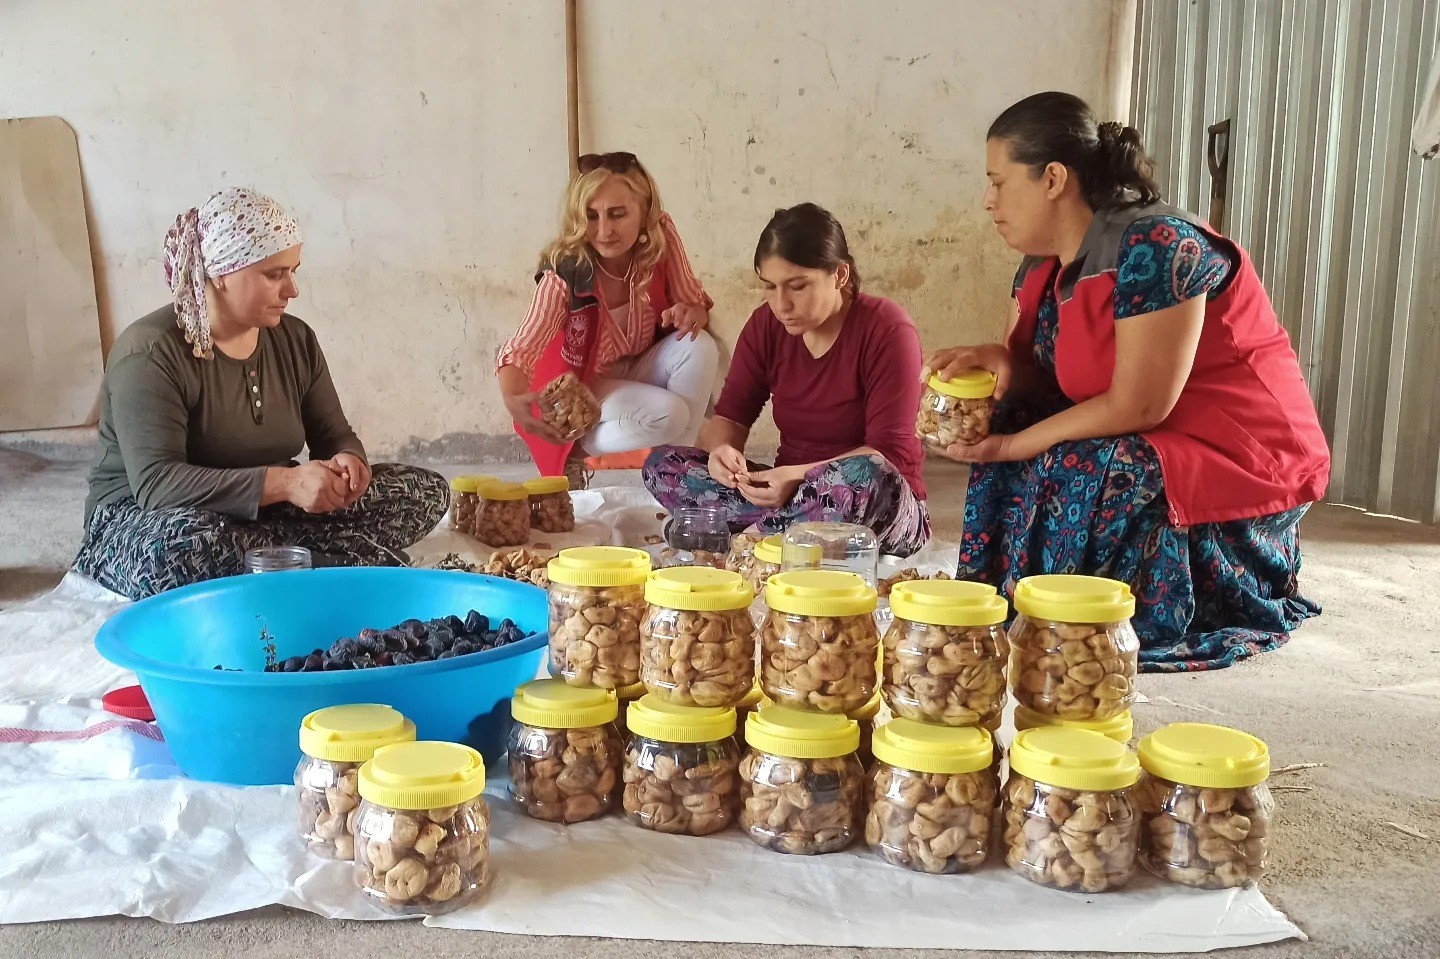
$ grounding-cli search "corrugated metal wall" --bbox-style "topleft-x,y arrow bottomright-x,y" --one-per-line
1131,0 -> 1440,523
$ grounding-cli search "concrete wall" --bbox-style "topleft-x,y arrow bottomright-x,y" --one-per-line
0,0 -> 1114,458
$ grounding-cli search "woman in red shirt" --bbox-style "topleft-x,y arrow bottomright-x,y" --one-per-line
929,92 -> 1330,670
644,203 -> 930,556
496,153 -> 718,486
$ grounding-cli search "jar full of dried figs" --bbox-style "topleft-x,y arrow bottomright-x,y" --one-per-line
354,741 -> 491,915
546,546 -> 651,689
760,570 -> 879,714
622,695 -> 742,836
1008,574 -> 1139,722
1003,727 -> 1141,893
866,719 -> 998,874
1135,722 -> 1274,889
297,704 -> 416,860
474,480 -> 531,548
916,369 -> 997,453
508,679 -> 622,824
448,476 -> 483,533
739,705 -> 865,855
641,566 -> 756,707
882,579 -> 1009,727
524,475 -> 575,534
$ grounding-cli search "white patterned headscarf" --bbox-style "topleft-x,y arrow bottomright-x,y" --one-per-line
162,187 -> 303,359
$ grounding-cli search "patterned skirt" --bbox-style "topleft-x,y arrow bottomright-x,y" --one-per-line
957,402 -> 1319,672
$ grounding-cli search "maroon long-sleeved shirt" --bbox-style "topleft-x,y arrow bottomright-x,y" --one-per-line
714,292 -> 926,499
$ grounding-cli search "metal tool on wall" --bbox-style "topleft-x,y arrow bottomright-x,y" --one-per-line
1205,118 -> 1230,233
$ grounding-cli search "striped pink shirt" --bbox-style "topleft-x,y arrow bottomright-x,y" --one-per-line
496,212 -> 713,379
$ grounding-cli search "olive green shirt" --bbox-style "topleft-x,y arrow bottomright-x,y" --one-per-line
85,306 -> 365,522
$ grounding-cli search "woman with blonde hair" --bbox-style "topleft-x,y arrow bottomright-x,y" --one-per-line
496,152 -> 719,483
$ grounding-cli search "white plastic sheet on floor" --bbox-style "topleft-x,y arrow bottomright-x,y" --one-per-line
0,488 -> 1303,951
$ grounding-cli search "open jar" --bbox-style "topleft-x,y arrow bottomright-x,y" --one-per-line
296,704 -> 416,860
781,522 -> 879,588
354,741 -> 491,915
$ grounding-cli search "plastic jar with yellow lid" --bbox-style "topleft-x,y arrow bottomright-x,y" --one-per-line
740,705 -> 865,854
1008,574 -> 1139,721
1135,722 -> 1274,889
507,679 -> 622,824
354,740 -> 491,914
883,579 -> 1009,727
297,704 -> 416,860
641,566 -> 756,707
622,695 -> 741,836
524,475 -> 574,533
760,570 -> 879,713
1014,703 -> 1135,745
474,480 -> 530,547
547,546 -> 651,689
866,719 -> 998,874
1002,726 -> 1141,893
915,369 -> 996,452
448,475 -> 493,534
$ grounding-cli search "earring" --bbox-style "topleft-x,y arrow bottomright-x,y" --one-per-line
639,233 -> 649,245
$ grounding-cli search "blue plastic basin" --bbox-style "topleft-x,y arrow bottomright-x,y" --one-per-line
95,568 -> 548,786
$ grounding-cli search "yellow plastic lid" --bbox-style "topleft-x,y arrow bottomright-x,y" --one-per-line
358,741 -> 486,809
617,680 -> 647,702
645,566 -> 754,611
848,690 -> 882,722
547,546 -> 651,587
1013,574 -> 1136,624
476,480 -> 527,502
511,679 -> 619,728
449,475 -> 493,493
1009,727 -> 1140,792
890,579 -> 1009,627
765,570 -> 877,617
753,534 -> 783,565
1137,722 -> 1271,789
1014,704 -> 1134,744
523,475 -> 570,495
745,704 -> 860,759
298,704 -> 416,763
872,718 -> 994,775
626,694 -> 737,743
927,369 -> 997,400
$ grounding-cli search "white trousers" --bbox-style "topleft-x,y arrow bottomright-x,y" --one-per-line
582,331 -> 720,455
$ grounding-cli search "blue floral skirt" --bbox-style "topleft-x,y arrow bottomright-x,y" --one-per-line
957,401 -> 1319,672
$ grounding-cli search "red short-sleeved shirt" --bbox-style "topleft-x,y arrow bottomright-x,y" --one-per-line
714,292 -> 926,499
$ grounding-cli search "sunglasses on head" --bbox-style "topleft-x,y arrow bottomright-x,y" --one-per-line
577,151 -> 639,174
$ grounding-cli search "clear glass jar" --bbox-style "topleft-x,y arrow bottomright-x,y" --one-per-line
866,720 -> 998,874
296,704 -> 416,860
739,706 -> 865,855
524,476 -> 574,534
354,741 -> 490,915
1002,727 -> 1140,893
546,546 -> 650,689
781,522 -> 879,588
508,680 -> 622,823
474,481 -> 530,548
245,545 -> 312,573
882,580 -> 1009,727
641,567 -> 756,707
1008,574 -> 1139,721
447,475 -> 491,534
915,370 -> 996,452
1136,723 -> 1274,889
760,570 -> 879,714
622,695 -> 742,836
539,371 -> 601,442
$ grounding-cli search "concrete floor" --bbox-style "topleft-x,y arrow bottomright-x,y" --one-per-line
1,445 -> 1438,958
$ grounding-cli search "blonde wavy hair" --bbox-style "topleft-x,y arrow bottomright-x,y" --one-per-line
538,160 -> 668,283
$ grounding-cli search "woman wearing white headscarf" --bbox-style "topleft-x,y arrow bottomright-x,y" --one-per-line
75,187 -> 449,599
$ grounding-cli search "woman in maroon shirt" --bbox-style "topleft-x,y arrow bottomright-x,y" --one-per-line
643,203 -> 931,556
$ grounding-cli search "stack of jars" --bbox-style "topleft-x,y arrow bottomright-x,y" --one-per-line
873,579 -> 1009,873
